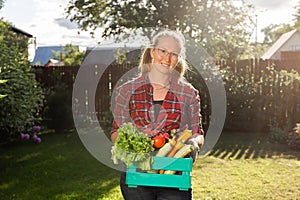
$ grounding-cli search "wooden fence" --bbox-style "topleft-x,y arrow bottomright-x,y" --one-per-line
217,59 -> 300,132
33,58 -> 300,132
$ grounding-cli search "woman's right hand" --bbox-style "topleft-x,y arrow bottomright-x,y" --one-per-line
111,132 -> 118,144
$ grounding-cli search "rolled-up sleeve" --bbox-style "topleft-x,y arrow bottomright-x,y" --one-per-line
111,85 -> 131,134
189,89 -> 204,136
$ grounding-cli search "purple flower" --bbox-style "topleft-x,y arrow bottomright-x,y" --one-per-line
32,125 -> 41,132
21,133 -> 30,140
36,137 -> 42,144
33,136 -> 42,144
20,133 -> 26,139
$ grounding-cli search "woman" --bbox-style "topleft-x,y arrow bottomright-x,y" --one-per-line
111,29 -> 204,200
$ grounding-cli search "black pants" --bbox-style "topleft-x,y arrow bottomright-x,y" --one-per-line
120,172 -> 192,200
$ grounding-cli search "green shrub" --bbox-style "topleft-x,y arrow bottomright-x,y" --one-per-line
220,66 -> 261,132
0,20 -> 43,142
43,78 -> 73,133
0,79 -> 7,98
98,110 -> 113,136
269,126 -> 286,143
0,60 -> 43,141
287,123 -> 300,150
220,65 -> 299,133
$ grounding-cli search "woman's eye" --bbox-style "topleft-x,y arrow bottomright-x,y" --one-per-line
171,53 -> 178,58
160,49 -> 166,54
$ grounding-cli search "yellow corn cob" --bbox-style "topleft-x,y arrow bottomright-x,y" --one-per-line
173,144 -> 194,158
146,170 -> 158,174
155,142 -> 173,157
164,144 -> 194,175
163,170 -> 176,174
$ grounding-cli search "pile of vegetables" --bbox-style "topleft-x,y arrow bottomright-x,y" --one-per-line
154,129 -> 196,174
111,123 -> 198,173
111,123 -> 154,170
155,129 -> 194,157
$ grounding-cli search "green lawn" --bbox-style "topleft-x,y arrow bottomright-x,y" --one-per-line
0,131 -> 299,200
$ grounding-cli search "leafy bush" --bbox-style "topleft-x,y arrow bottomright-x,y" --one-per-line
287,123 -> 300,150
98,110 -> 114,136
269,126 -> 286,143
0,20 -> 43,142
19,122 -> 42,144
0,79 -> 7,98
220,65 -> 300,133
43,75 -> 73,133
220,66 -> 261,132
268,123 -> 300,150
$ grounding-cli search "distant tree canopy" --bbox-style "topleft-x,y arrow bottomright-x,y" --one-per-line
53,44 -> 85,66
262,0 -> 300,44
293,1 -> 300,28
66,0 -> 255,60
0,20 -> 29,56
0,0 -> 4,10
261,23 -> 294,44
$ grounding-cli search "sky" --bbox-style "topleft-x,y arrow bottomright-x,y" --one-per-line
0,0 -> 298,59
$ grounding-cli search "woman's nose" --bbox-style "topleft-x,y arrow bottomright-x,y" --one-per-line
163,53 -> 171,63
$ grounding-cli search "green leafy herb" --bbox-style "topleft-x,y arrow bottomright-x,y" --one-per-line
111,123 -> 154,170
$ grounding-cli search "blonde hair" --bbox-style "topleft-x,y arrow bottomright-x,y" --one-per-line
139,30 -> 187,78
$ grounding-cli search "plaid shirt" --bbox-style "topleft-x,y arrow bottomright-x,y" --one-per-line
111,74 -> 204,137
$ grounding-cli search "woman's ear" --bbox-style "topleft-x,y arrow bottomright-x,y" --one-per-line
150,48 -> 155,59
173,60 -> 181,69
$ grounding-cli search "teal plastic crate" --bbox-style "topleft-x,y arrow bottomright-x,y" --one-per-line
126,156 -> 193,191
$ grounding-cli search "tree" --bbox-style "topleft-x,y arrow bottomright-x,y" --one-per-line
0,0 -> 4,10
261,23 -> 294,44
293,0 -> 300,29
66,0 -> 255,60
0,3 -> 6,98
0,20 -> 43,141
261,1 -> 300,44
53,44 -> 85,66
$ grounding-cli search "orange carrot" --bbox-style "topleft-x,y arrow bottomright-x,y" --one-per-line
167,141 -> 184,157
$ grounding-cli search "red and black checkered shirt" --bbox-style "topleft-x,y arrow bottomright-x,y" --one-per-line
111,74 -> 204,137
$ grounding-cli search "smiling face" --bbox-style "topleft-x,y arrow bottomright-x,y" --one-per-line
150,36 -> 181,75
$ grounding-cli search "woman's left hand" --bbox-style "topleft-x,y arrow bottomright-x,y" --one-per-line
196,135 -> 204,148
186,135 -> 204,162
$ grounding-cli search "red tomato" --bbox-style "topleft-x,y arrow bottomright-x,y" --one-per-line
153,135 -> 166,148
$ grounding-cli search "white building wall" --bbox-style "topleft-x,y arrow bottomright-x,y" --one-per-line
279,33 -> 300,52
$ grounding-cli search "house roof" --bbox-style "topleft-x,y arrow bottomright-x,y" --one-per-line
261,30 -> 298,60
82,45 -> 141,66
45,59 -> 63,67
32,46 -> 63,66
11,26 -> 33,38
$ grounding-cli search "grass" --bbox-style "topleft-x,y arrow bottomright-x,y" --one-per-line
195,132 -> 300,199
0,131 -> 299,200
